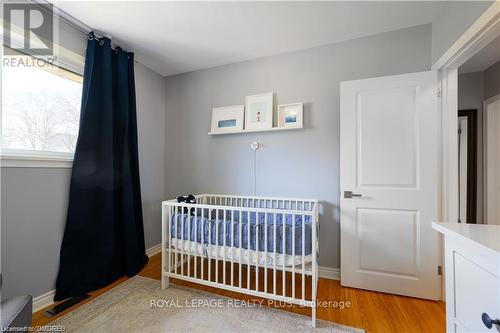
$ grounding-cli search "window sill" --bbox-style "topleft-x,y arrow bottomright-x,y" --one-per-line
0,149 -> 74,168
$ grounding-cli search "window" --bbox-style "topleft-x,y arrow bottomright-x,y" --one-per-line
1,53 -> 83,158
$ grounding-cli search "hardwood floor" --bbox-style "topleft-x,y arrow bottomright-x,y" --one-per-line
32,253 -> 446,332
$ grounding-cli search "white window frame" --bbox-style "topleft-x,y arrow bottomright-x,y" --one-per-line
0,148 -> 73,168
1,50 -> 83,168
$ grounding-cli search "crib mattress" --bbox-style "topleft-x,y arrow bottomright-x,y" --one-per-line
170,239 -> 312,268
170,212 -> 313,256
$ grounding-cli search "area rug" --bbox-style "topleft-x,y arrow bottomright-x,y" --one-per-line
48,276 -> 364,333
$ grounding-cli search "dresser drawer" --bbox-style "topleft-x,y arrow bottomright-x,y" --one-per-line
454,252 -> 500,332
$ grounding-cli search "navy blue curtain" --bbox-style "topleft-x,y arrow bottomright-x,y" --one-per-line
55,32 -> 148,301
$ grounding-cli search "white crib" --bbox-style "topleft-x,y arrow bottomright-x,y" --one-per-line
161,194 -> 319,327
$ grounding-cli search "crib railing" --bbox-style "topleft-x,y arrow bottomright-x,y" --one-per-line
198,194 -> 317,212
162,194 -> 319,327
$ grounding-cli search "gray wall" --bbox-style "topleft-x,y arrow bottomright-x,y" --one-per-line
1,168 -> 71,300
458,72 -> 484,223
134,62 -> 166,249
484,60 -> 500,99
164,24 -> 432,269
1,62 -> 166,300
431,1 -> 493,64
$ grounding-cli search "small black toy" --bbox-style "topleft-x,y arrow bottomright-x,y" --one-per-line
177,194 -> 196,215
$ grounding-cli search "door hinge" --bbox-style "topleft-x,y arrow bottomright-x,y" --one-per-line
437,87 -> 441,98
438,265 -> 443,276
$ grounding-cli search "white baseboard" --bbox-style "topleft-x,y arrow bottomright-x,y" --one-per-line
33,289 -> 56,313
146,243 -> 162,257
32,243 -> 162,313
318,266 -> 340,280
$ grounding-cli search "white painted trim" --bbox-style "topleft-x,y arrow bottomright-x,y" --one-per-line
484,92 -> 500,105
318,266 -> 340,280
482,94 -> 500,225
438,68 -> 459,302
32,289 -> 56,313
1,158 -> 73,168
31,243 -> 162,313
146,243 -> 162,257
431,2 -> 500,71
440,69 -> 459,225
0,149 -> 73,168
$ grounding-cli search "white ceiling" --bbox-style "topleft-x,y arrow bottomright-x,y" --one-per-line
56,1 -> 445,77
460,34 -> 500,74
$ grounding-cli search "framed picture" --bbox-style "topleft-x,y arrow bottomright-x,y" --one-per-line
210,105 -> 245,133
278,102 -> 303,128
245,93 -> 273,130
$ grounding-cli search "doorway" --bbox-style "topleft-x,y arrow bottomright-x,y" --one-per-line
485,97 -> 500,225
457,109 -> 477,223
457,32 -> 500,224
433,2 -> 499,226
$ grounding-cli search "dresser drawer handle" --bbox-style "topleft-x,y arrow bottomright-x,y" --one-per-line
482,313 -> 500,329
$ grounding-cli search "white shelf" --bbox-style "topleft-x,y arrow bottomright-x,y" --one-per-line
208,126 -> 302,135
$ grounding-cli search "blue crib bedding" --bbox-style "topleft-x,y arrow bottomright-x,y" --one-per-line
170,211 -> 312,256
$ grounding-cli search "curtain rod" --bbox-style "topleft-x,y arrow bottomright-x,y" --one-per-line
35,0 -> 140,62
35,0 -> 92,36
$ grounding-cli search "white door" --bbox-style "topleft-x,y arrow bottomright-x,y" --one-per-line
340,71 -> 441,300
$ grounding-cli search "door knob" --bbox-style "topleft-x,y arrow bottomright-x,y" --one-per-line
344,191 -> 362,199
482,313 -> 500,329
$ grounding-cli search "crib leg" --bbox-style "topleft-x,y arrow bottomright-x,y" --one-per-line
311,269 -> 317,327
161,203 -> 170,290
161,248 -> 169,289
311,305 -> 316,328
162,274 -> 170,289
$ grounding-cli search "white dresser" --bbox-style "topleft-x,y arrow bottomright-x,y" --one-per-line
433,223 -> 500,333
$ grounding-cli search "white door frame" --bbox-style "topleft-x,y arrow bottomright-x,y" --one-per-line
432,2 -> 500,225
483,93 -> 500,224
430,3 -> 499,300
